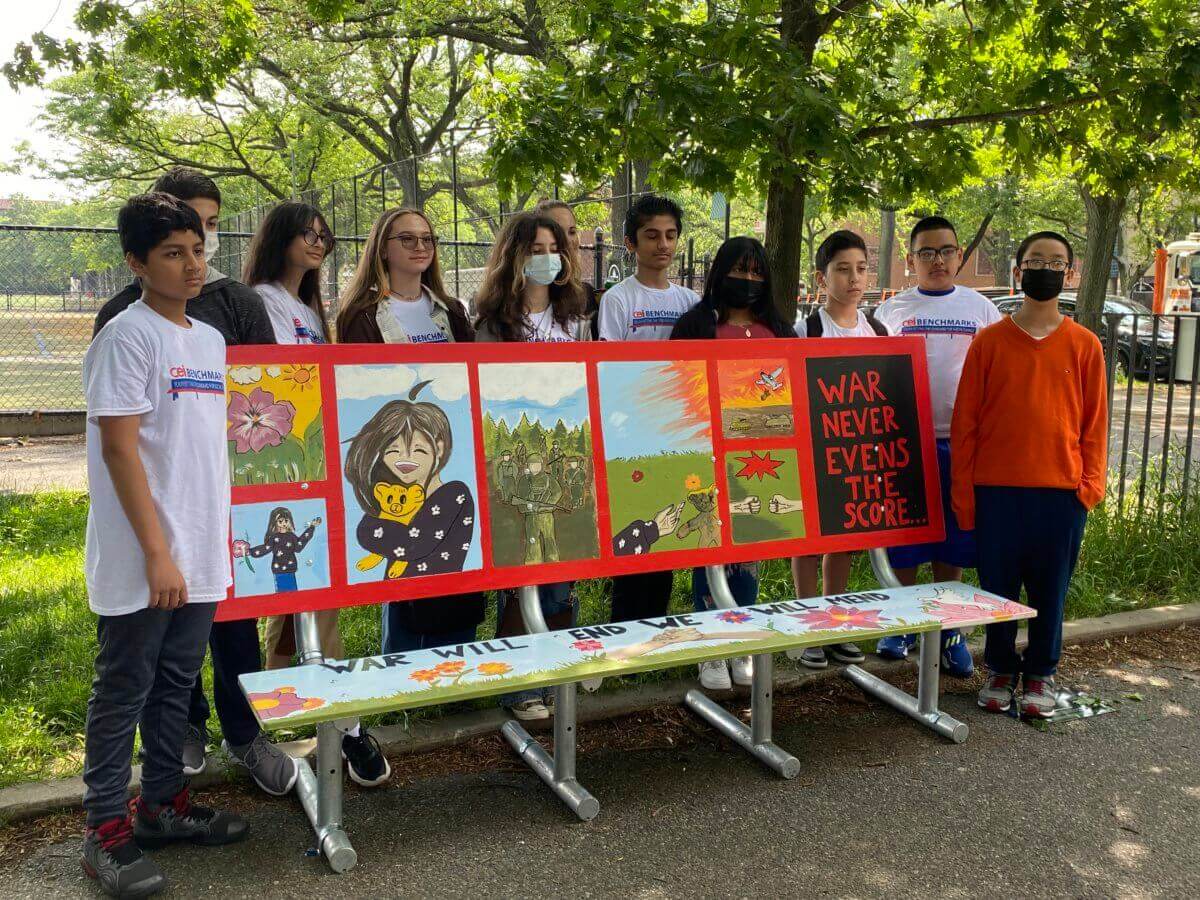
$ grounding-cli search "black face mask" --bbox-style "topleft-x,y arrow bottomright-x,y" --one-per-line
1021,268 -> 1065,302
719,276 -> 765,309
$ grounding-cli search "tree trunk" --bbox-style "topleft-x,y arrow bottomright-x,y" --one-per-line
764,174 -> 807,322
1078,185 -> 1128,334
877,208 -> 895,291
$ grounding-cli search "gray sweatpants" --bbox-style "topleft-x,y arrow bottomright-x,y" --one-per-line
83,602 -> 217,826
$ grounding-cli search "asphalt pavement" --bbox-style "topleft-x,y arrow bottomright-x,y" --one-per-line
3,632 -> 1197,899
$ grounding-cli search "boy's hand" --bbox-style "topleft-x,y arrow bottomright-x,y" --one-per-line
146,552 -> 188,609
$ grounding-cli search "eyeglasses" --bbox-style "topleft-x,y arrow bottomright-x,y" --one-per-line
388,233 -> 438,251
913,246 -> 961,263
1020,258 -> 1070,272
302,228 -> 334,250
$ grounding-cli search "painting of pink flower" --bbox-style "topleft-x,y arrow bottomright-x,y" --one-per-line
227,388 -> 296,453
572,639 -> 604,652
717,610 -> 752,625
790,606 -> 887,631
232,539 -> 250,559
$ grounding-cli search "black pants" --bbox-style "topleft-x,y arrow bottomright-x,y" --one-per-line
186,617 -> 263,747
84,603 -> 217,826
610,571 -> 675,623
977,486 -> 1087,678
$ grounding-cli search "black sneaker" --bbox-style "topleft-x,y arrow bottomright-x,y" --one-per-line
827,642 -> 866,664
133,789 -> 249,849
342,731 -> 392,788
82,816 -> 166,898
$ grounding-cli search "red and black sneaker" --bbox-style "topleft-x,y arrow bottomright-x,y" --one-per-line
81,815 -> 166,898
133,788 -> 249,849
977,673 -> 1016,713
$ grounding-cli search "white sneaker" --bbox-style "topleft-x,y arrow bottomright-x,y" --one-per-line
730,656 -> 753,686
698,659 -> 732,690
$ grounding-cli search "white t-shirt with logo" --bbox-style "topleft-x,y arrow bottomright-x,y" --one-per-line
522,307 -> 580,343
387,291 -> 449,344
84,300 -> 232,615
256,281 -> 327,344
598,275 -> 699,341
817,307 -> 889,338
875,285 -> 1003,438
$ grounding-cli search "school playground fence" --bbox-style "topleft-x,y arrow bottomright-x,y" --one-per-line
1,222 -> 1198,523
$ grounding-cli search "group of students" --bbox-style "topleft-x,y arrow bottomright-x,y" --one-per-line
78,167 -> 1107,897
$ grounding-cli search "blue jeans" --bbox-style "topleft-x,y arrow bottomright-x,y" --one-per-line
381,606 -> 477,654
977,486 -> 1087,677
497,582 -> 578,707
692,563 -> 760,612
273,572 -> 297,592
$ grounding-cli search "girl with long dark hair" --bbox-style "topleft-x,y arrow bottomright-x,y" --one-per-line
242,201 -> 333,344
671,237 -> 797,692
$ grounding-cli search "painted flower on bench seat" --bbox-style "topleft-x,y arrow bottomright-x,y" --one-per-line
790,606 -> 886,631
248,686 -> 325,720
478,662 -> 513,676
920,589 -> 1029,626
410,660 -> 514,687
434,660 -> 467,675
411,668 -> 441,684
716,610 -> 753,625
571,639 -> 604,652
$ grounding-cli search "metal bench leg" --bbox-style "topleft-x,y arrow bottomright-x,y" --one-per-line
842,630 -> 969,744
293,611 -> 358,872
501,586 -> 600,820
501,681 -> 600,821
684,651 -> 801,778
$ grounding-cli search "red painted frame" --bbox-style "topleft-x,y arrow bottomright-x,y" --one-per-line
217,338 -> 943,621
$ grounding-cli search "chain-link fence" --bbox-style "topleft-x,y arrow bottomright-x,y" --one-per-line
0,223 -> 706,413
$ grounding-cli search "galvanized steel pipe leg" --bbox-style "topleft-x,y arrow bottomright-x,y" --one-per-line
500,682 -> 600,821
842,630 -> 969,744
293,611 -> 358,872
684,653 -> 801,779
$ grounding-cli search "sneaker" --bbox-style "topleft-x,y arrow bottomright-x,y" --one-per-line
135,724 -> 207,777
133,788 -> 249,849
798,647 -> 828,669
827,642 -> 865,664
940,631 -> 975,678
509,699 -> 550,721
730,656 -> 753,686
1022,676 -> 1059,719
223,732 -> 300,797
543,689 -> 556,715
698,659 -> 732,690
342,731 -> 392,788
82,816 -> 166,899
876,633 -> 916,660
181,724 -> 208,777
977,673 -> 1016,713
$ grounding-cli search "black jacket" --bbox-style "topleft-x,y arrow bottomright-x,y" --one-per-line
93,276 -> 276,346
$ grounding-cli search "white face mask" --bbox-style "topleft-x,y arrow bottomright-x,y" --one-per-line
204,229 -> 219,263
523,253 -> 563,286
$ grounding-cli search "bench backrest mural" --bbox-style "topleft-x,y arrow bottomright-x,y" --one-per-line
218,339 -> 941,621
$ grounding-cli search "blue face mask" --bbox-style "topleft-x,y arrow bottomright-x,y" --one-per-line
524,253 -> 563,286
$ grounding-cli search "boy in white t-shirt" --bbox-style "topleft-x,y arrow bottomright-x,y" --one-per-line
794,230 -> 888,670
81,194 -> 247,897
598,194 -> 700,342
874,215 -> 1003,675
598,195 -> 700,625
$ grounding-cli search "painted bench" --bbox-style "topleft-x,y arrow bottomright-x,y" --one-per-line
241,575 -> 1034,870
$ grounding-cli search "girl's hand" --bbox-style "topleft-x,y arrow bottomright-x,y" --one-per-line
146,552 -> 188,609
308,517 -> 323,528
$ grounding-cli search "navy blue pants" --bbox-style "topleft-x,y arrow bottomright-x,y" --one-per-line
976,486 -> 1087,678
186,618 -> 263,747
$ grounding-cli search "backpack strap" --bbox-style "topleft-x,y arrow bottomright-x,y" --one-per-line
865,312 -> 888,336
804,310 -> 823,338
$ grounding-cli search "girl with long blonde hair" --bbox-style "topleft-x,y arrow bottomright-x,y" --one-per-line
336,207 -> 473,343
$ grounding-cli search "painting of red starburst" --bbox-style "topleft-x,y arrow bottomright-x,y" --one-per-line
724,449 -> 806,545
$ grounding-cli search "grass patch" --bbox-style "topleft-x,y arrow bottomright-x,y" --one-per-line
2,474 -> 1198,789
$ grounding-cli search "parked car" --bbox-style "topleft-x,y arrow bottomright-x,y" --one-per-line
994,293 -> 1174,380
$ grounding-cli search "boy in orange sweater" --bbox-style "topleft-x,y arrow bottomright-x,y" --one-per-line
951,231 -> 1107,718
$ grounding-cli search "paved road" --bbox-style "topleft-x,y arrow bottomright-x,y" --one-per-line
4,636 -> 1197,899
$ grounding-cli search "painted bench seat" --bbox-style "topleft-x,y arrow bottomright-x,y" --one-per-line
241,582 -> 1033,731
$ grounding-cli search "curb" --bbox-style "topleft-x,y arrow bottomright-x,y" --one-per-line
3,602 -> 1197,824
